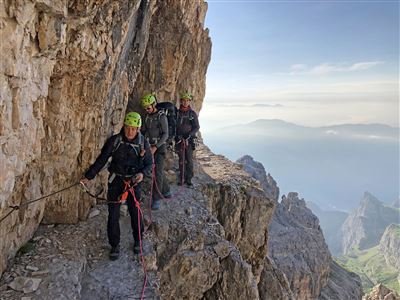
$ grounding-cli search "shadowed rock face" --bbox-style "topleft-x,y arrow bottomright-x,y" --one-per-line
0,0 -> 210,275
319,261 -> 363,300
341,192 -> 400,254
269,192 -> 332,299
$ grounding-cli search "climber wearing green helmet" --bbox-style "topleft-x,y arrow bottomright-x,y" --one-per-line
81,111 -> 152,260
140,93 -> 171,210
175,91 -> 200,187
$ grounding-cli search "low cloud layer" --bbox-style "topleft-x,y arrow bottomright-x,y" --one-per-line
288,61 -> 384,75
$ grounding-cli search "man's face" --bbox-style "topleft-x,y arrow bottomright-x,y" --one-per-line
145,104 -> 155,114
124,125 -> 138,140
180,98 -> 191,108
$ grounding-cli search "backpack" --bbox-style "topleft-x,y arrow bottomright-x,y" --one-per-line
155,101 -> 177,141
112,132 -> 145,157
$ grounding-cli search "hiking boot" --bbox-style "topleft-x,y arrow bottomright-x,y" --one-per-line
109,245 -> 120,261
133,242 -> 140,255
163,191 -> 172,199
185,180 -> 193,187
151,199 -> 160,210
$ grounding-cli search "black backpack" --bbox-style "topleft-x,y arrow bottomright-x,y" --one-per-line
155,102 -> 177,141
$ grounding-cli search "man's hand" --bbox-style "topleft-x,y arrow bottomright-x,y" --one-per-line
150,145 -> 157,155
80,177 -> 89,185
135,172 -> 144,183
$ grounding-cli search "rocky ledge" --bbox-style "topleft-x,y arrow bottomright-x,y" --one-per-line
0,143 -> 292,299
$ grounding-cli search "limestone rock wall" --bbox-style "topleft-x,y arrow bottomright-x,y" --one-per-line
0,0 -> 210,275
197,147 -> 276,282
128,0 -> 211,112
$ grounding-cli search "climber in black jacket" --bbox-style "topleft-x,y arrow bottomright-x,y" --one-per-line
175,92 -> 200,187
81,112 -> 152,260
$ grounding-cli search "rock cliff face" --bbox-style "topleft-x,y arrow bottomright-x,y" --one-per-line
319,261 -> 363,300
0,0 -> 210,275
237,155 -> 279,202
379,224 -> 400,271
269,192 -> 332,299
237,155 -> 363,300
341,192 -> 400,254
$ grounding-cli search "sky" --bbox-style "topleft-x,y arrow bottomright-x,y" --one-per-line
200,0 -> 399,133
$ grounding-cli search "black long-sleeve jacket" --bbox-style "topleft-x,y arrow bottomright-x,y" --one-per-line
176,109 -> 200,138
84,130 -> 152,180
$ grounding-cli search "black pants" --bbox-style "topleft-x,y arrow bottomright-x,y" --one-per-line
107,177 -> 143,247
176,141 -> 194,184
153,145 -> 170,200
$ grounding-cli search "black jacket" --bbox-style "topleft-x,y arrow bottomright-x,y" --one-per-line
85,130 -> 152,180
176,109 -> 200,139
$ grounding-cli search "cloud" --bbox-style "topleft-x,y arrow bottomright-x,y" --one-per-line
213,103 -> 284,108
325,130 -> 339,135
288,61 -> 384,75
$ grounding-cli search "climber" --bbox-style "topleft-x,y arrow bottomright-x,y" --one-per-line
140,93 -> 172,210
80,112 -> 152,260
175,91 -> 200,187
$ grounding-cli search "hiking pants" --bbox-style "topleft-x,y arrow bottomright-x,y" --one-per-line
107,177 -> 143,247
177,141 -> 194,184
153,145 -> 170,200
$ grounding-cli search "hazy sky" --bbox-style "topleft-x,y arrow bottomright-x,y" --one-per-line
201,1 -> 399,132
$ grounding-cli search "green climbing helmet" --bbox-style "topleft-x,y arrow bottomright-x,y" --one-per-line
141,93 -> 156,109
124,112 -> 142,127
180,91 -> 193,100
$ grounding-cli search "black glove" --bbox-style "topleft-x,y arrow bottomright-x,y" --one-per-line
183,133 -> 191,139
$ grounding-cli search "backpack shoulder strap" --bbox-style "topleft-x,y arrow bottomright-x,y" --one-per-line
112,134 -> 123,154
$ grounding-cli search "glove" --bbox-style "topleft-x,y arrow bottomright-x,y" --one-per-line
183,133 -> 191,139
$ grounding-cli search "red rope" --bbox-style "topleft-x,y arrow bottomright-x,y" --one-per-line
128,187 -> 148,300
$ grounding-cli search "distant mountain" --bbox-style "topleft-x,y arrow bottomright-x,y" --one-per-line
204,119 -> 399,211
341,192 -> 400,254
221,119 -> 398,140
379,224 -> 400,271
306,202 -> 348,256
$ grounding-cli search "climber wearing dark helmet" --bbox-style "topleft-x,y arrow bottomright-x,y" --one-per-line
81,112 -> 152,260
175,92 -> 200,187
